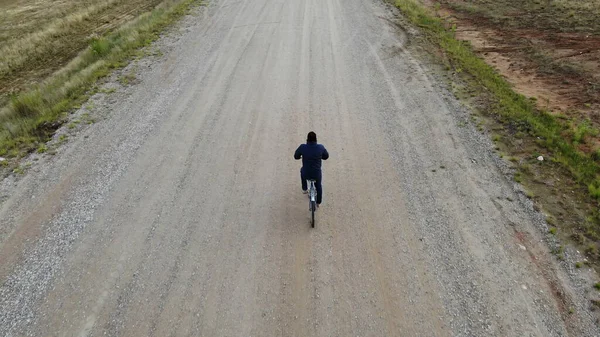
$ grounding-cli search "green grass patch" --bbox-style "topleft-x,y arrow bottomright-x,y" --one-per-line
0,0 -> 204,157
36,144 -> 47,154
514,172 -> 523,183
572,119 -> 598,145
13,166 -> 24,174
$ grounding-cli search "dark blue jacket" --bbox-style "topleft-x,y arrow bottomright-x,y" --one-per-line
294,142 -> 329,178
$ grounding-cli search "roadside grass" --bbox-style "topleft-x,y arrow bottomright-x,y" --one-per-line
393,0 -> 600,263
0,0 -> 204,158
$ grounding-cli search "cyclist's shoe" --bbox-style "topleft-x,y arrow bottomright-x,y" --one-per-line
302,189 -> 308,194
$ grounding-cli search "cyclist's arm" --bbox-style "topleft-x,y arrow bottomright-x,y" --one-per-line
294,145 -> 303,160
322,146 -> 329,160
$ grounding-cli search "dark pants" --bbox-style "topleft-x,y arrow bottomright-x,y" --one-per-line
301,168 -> 323,204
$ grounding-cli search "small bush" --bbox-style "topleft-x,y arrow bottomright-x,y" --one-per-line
573,120 -> 598,145
514,172 -> 523,183
591,148 -> 600,161
585,244 -> 598,257
588,181 -> 600,199
11,90 -> 45,118
90,38 -> 112,58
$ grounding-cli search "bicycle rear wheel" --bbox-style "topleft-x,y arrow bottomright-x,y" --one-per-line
311,200 -> 316,228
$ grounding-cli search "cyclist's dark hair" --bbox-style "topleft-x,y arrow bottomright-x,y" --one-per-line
307,131 -> 317,143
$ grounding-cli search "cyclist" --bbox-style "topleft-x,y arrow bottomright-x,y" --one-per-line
294,131 -> 329,207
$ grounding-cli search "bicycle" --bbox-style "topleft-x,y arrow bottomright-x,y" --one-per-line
307,179 -> 317,228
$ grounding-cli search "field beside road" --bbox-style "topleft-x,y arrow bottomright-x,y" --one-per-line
0,0 -> 165,102
0,0 -> 200,159
435,0 -> 600,120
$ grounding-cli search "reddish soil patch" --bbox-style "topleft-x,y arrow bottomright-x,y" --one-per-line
435,6 -> 600,127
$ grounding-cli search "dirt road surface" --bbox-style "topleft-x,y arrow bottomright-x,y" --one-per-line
1,0 -> 599,336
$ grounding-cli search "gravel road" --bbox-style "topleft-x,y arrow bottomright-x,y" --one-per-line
1,0 -> 599,335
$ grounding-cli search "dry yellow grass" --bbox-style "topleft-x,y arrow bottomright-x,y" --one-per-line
1,0 -> 119,74
0,0 -> 203,157
0,0 -> 99,42
0,0 -> 163,103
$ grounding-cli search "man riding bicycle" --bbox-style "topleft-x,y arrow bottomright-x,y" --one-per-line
294,131 -> 329,207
